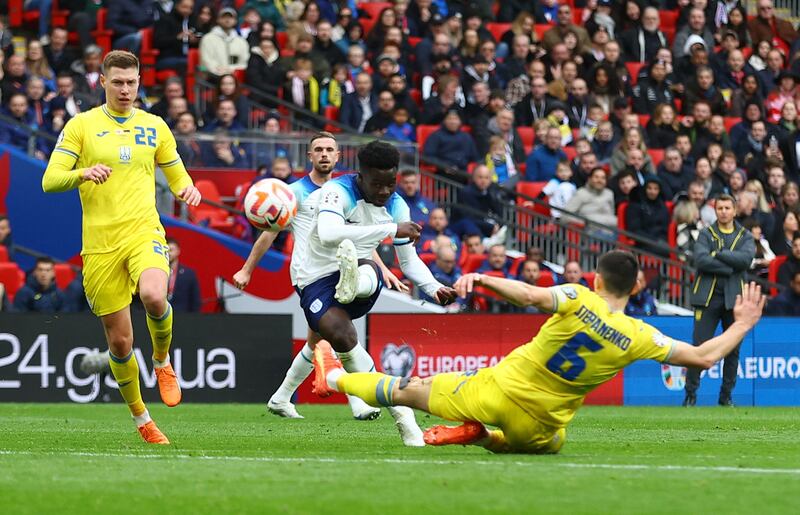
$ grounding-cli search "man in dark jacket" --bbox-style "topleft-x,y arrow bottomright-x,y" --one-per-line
44,27 -> 78,75
777,233 -> 800,286
765,269 -> 800,316
107,0 -> 153,53
657,147 -> 694,200
684,194 -> 755,407
422,109 -> 478,170
450,164 -> 505,239
13,258 -> 65,313
396,170 -> 435,226
153,0 -> 200,72
167,238 -> 201,313
339,73 -> 378,133
626,177 -> 670,256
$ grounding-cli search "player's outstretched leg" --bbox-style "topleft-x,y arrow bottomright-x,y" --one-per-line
268,341 -> 314,418
313,342 -> 421,445
109,350 -> 168,445
423,422 -> 489,446
140,269 -> 181,407
334,239 -> 380,305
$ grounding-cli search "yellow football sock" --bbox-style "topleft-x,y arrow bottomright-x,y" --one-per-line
483,430 -> 511,453
109,350 -> 146,416
337,372 -> 400,407
146,303 -> 173,362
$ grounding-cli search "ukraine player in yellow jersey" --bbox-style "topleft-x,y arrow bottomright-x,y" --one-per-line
312,251 -> 767,453
42,51 -> 201,444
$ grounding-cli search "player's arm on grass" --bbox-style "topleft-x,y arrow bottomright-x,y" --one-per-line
42,116 -> 111,191
454,273 -> 569,312
233,230 -> 280,289
667,282 -> 765,368
155,118 -> 200,205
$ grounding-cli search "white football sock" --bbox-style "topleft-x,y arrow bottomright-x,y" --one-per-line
133,410 -> 152,427
356,264 -> 379,298
271,343 -> 314,404
388,405 -> 415,421
336,343 -> 375,373
152,355 -> 170,368
327,368 -> 346,391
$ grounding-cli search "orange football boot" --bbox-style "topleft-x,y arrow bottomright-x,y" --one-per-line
155,363 -> 182,407
312,341 -> 344,398
423,421 -> 488,446
137,420 -> 170,444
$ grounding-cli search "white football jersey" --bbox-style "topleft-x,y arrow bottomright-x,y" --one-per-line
295,174 -> 411,290
287,175 -> 324,285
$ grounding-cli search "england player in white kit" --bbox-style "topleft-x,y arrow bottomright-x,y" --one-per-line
233,133 -> 404,421
298,140 -> 457,447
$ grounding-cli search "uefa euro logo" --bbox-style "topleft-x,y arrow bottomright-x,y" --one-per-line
661,364 -> 687,391
381,343 -> 416,379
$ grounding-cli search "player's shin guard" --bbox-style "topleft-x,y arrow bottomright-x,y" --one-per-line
337,372 -> 400,407
147,303 -> 173,363
109,350 -> 146,416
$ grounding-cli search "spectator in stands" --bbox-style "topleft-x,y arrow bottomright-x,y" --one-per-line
167,238 -> 201,312
765,70 -> 800,124
206,74 -> 250,127
542,5 -> 590,54
766,269 -> 800,316
477,244 -> 511,276
513,75 -> 555,127
203,98 -> 246,133
484,135 -> 518,186
0,282 -> 9,312
565,167 -> 617,228
287,33 -> 331,82
749,0 -> 799,52
612,168 -> 639,207
592,120 -> 616,165
174,112 -> 203,167
268,157 -> 296,184
733,120 -> 770,174
0,93 -> 47,159
364,90 -> 396,135
339,72 -> 377,133
772,210 -> 800,256
384,106 -> 415,147
557,261 -> 589,287
315,20 -> 346,66
422,109 -> 478,171
517,259 -> 542,287
241,0 -> 285,31
63,271 -> 88,312
625,269 -> 657,317
25,76 -> 49,127
744,218 -> 776,278
43,27 -> 76,76
543,162 -> 577,218
420,241 -> 463,310
421,74 -> 463,126
610,128 -> 655,176
757,49 -> 785,97
70,45 -> 104,108
200,7 -> 250,80
417,207 -> 460,253
687,179 -> 717,226
463,233 -> 486,258
0,215 -> 13,260
451,164 -> 506,242
484,108 -> 525,164
779,230 -> 800,284
1,54 -> 27,104
525,127 -> 567,182
730,74 -> 763,118
673,197 -> 703,260
54,72 -> 82,118
675,133 -> 696,170
149,78 -> 189,120
396,170 -> 435,226
673,9 -> 715,60
0,16 -> 15,58
107,0 -> 153,54
153,0 -> 200,73
627,177 -> 670,256
781,182 -> 800,214
619,6 -> 666,64
646,104 -> 680,150
25,40 -> 55,92
247,38 -> 284,106
683,66 -> 725,116
633,60 -> 675,115
13,257 -> 64,313
201,129 -> 249,168
658,147 -> 694,200
736,190 -> 776,240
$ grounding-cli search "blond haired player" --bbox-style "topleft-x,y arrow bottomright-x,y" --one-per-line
42,51 -> 201,444
313,251 -> 766,453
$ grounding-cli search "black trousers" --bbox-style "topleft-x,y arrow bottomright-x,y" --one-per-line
685,288 -> 739,400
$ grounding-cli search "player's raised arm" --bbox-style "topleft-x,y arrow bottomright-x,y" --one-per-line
233,230 -> 280,289
667,282 -> 765,369
454,273 -> 560,312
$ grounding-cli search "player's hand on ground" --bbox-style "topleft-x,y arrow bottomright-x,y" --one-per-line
178,185 -> 202,206
453,273 -> 483,298
395,222 -> 422,242
381,267 -> 409,293
232,269 -> 251,290
81,164 -> 112,184
434,287 -> 458,305
733,282 -> 766,328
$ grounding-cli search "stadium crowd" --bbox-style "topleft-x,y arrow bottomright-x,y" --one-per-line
0,0 -> 799,314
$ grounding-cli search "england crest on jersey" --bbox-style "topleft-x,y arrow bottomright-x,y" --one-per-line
119,146 -> 132,163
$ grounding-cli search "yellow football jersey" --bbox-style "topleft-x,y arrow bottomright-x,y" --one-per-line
493,284 -> 676,427
42,105 -> 193,254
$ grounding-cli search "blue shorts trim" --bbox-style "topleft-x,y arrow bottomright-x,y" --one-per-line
297,270 -> 383,333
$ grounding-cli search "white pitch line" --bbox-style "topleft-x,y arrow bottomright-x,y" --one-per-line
0,450 -> 799,476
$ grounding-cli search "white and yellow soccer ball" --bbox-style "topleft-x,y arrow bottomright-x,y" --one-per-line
243,178 -> 298,232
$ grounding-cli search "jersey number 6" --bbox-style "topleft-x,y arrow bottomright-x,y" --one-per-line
546,333 -> 603,381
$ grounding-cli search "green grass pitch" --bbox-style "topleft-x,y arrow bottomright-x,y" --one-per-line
1,403 -> 798,514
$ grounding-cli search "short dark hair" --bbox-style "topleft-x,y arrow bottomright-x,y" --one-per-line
597,251 -> 639,297
166,237 -> 178,246
358,140 -> 399,172
399,169 -> 417,177
309,131 -> 336,147
793,231 -> 800,244
716,193 -> 737,206
102,50 -> 140,73
35,257 -> 55,267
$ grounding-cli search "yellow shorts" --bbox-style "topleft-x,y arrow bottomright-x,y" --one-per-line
83,232 -> 170,316
428,367 -> 565,454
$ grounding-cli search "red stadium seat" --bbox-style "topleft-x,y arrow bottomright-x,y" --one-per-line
461,254 -> 487,273
0,262 -> 25,302
189,180 -> 235,233
485,22 -> 511,42
625,62 -> 646,85
407,36 -> 422,49
534,24 -> 551,41
724,117 -> 742,133
419,253 -> 436,266
536,272 -> 556,288
8,0 -> 68,28
663,27 -> 676,46
768,255 -> 788,296
53,263 -> 76,291
408,89 -> 422,108
563,146 -> 577,162
516,181 -> 550,216
583,272 -> 596,289
517,126 -> 535,155
416,125 -> 439,151
186,49 -> 200,103
638,114 -> 650,127
275,32 -> 289,51
659,10 -> 679,28
509,256 -> 526,277
648,149 -> 664,167
360,2 -> 392,35
617,202 -> 636,246
324,105 -> 341,133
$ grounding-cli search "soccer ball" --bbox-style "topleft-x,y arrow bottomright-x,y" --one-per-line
244,178 -> 297,231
